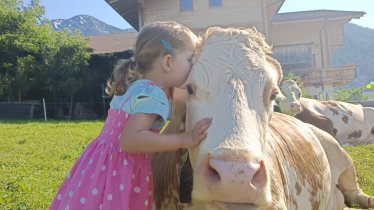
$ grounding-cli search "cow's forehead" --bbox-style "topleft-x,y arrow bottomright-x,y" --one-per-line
193,45 -> 274,90
290,85 -> 301,94
281,82 -> 301,96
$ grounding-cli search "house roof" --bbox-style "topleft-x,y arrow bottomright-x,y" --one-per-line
272,10 -> 365,23
105,0 -> 139,31
88,32 -> 137,54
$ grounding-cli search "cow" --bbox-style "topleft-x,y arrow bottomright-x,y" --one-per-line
278,79 -> 374,145
152,27 -> 374,210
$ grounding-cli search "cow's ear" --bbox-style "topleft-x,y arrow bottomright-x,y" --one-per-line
266,55 -> 283,85
163,88 -> 187,134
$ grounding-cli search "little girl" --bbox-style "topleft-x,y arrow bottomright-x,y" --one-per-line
50,21 -> 212,210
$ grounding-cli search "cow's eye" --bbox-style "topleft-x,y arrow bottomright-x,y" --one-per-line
186,85 -> 194,95
270,92 -> 278,101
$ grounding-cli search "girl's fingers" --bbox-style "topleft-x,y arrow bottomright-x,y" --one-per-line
196,133 -> 207,143
196,119 -> 212,134
191,118 -> 212,145
196,118 -> 212,128
197,124 -> 210,135
196,118 -> 212,127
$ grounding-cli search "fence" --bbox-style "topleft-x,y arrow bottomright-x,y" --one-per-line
0,100 -> 109,120
2,99 -> 373,120
0,103 -> 41,119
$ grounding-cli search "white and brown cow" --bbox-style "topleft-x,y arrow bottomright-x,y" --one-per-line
278,79 -> 374,145
152,27 -> 374,210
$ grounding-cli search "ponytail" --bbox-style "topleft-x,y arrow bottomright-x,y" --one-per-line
105,59 -> 140,96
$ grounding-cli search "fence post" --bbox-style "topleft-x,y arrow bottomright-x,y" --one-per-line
30,104 -> 35,119
43,98 -> 47,121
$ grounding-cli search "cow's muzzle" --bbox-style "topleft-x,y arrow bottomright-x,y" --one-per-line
194,147 -> 271,206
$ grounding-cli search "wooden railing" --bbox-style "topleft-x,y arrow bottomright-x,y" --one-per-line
303,64 -> 357,86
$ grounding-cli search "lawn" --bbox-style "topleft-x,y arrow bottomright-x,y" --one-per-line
0,120 -> 373,209
0,120 -> 103,210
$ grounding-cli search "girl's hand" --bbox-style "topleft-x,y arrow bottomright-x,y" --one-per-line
182,118 -> 213,148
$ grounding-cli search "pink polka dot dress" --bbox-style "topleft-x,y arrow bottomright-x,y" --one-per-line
50,80 -> 170,210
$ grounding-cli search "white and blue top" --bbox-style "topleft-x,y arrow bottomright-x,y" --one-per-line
110,79 -> 171,129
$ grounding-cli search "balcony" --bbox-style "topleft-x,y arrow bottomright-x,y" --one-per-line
303,64 -> 357,87
273,43 -> 313,76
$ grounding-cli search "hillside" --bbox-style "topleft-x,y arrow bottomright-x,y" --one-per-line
50,15 -> 135,36
332,23 -> 374,88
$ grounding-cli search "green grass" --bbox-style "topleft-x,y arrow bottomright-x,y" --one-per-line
0,120 -> 103,210
0,120 -> 373,209
343,144 -> 374,195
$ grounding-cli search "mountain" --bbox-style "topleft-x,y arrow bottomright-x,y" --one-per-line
49,15 -> 135,36
332,23 -> 374,88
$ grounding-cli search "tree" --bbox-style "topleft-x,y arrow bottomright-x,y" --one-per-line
333,87 -> 368,102
0,0 -> 90,103
41,30 -> 90,101
0,0 -> 47,101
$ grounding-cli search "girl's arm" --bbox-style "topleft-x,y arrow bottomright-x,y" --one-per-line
120,113 -> 212,153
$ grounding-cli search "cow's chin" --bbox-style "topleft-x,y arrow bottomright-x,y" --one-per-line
213,202 -> 260,210
284,107 -> 301,116
291,107 -> 302,114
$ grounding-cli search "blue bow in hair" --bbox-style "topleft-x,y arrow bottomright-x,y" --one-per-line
161,39 -> 173,51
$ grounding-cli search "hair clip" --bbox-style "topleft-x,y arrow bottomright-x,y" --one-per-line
161,39 -> 173,51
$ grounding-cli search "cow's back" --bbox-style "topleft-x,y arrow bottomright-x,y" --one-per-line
298,98 -> 374,145
266,113 -> 331,209
295,99 -> 335,136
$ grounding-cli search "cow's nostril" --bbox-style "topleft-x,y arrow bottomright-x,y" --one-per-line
207,164 -> 221,183
251,161 -> 266,189
291,103 -> 300,109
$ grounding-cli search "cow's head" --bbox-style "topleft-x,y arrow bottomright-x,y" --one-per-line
278,79 -> 303,116
183,27 -> 284,209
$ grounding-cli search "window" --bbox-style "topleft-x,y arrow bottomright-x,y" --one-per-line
272,44 -> 313,71
180,0 -> 193,11
209,0 -> 222,8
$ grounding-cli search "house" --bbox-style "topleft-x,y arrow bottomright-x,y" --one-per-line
269,10 -> 364,99
104,0 -> 365,99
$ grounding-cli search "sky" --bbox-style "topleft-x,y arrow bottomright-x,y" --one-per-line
24,0 -> 374,30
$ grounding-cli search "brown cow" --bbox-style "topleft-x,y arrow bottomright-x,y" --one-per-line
278,79 -> 374,145
152,27 -> 374,210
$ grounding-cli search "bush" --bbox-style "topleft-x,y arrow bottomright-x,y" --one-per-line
282,72 -> 312,98
333,87 -> 368,102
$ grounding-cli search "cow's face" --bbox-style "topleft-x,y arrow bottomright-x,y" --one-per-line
278,79 -> 303,116
184,27 -> 283,209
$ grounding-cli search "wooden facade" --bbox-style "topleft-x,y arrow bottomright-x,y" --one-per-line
105,0 -> 364,99
269,10 -> 363,98
142,0 -> 264,30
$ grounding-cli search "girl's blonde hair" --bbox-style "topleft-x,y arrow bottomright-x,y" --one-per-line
105,21 -> 198,96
